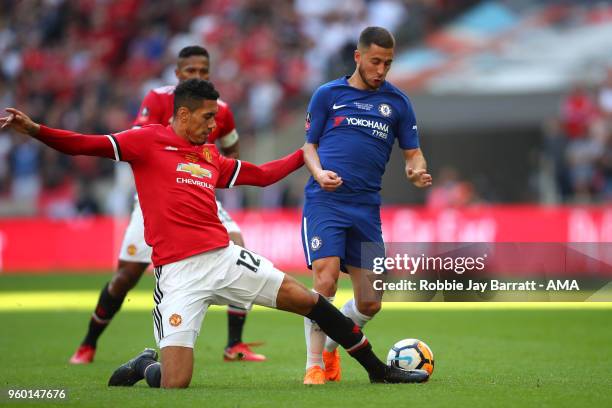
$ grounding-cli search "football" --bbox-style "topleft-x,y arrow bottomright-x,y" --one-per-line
386,338 -> 435,375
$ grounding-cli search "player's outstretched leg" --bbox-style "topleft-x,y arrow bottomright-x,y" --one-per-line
303,257 -> 339,384
276,274 -> 429,384
70,261 -> 148,364
323,266 -> 382,381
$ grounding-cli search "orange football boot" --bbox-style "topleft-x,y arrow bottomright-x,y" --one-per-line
323,349 -> 341,382
303,366 -> 326,385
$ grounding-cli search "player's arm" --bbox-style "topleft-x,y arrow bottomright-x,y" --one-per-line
133,91 -> 163,127
303,143 -> 342,191
303,86 -> 342,191
218,149 -> 304,188
403,148 -> 432,188
218,107 -> 240,158
220,139 -> 239,159
397,96 -> 431,188
0,108 -> 117,159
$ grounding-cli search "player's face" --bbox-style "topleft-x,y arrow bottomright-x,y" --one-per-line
176,56 -> 210,82
356,44 -> 394,90
182,99 -> 218,145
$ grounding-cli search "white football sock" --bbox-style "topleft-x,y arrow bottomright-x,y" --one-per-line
324,298 -> 372,352
304,291 -> 334,369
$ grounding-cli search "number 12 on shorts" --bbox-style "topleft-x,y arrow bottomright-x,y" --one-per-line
236,249 -> 260,273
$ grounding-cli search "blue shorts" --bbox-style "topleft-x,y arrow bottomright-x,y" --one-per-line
301,199 -> 385,271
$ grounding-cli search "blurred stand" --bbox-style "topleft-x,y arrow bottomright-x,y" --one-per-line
0,0 -> 610,216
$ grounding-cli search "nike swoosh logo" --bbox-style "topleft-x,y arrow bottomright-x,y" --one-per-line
332,104 -> 347,110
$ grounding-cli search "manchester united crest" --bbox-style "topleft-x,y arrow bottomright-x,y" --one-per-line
169,313 -> 182,327
127,244 -> 137,256
202,147 -> 213,163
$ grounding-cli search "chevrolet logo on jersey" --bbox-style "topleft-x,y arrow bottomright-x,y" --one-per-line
176,163 -> 212,179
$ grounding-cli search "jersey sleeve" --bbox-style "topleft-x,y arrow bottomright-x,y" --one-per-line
217,105 -> 239,148
397,97 -> 420,150
35,126 -> 117,159
110,127 -> 153,162
233,149 -> 303,187
216,154 -> 241,188
133,91 -> 164,127
305,85 -> 331,144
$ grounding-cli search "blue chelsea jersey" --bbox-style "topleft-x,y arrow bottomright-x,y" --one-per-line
304,76 -> 420,205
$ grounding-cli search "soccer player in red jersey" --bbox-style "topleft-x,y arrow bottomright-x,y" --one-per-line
1,79 -> 429,388
70,46 -> 264,365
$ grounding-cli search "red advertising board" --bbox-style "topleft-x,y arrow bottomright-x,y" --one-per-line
0,206 -> 610,273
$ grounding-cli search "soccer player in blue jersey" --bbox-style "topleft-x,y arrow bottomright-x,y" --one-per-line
301,26 -> 432,385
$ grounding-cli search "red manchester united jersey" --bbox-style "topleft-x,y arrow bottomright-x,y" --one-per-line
133,85 -> 236,144
111,124 -> 241,266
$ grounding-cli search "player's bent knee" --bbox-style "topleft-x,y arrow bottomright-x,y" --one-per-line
161,375 -> 192,389
312,258 -> 340,296
160,345 -> 194,389
356,300 -> 381,317
314,276 -> 337,297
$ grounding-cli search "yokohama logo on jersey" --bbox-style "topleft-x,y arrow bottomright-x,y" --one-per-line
334,116 -> 389,132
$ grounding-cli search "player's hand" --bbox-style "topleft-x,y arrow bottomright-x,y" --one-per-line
0,108 -> 40,136
315,169 -> 343,192
407,168 -> 432,188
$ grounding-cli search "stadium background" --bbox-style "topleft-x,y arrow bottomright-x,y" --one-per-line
0,1 -> 611,407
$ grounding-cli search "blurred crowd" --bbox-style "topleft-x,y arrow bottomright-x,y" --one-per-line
0,0 -> 474,216
543,72 -> 612,204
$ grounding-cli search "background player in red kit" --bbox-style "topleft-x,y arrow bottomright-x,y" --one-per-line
0,79 -> 429,388
70,46 -> 265,364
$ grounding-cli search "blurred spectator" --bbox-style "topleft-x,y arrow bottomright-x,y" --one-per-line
9,135 -> 41,203
559,85 -> 598,201
0,0 -> 481,214
595,133 -> 612,200
560,84 -> 598,141
426,166 -> 478,209
595,73 -> 612,201
542,118 -> 572,202
597,69 -> 612,123
551,81 -> 612,203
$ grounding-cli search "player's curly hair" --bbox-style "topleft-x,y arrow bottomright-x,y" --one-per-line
358,26 -> 395,50
173,79 -> 219,114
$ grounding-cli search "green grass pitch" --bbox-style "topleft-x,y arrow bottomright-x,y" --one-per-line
0,274 -> 611,408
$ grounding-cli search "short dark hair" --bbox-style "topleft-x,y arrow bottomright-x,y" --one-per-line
358,27 -> 395,50
173,79 -> 219,114
178,45 -> 209,60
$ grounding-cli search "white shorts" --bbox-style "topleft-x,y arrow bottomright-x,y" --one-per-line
152,242 -> 285,348
118,198 -> 241,263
